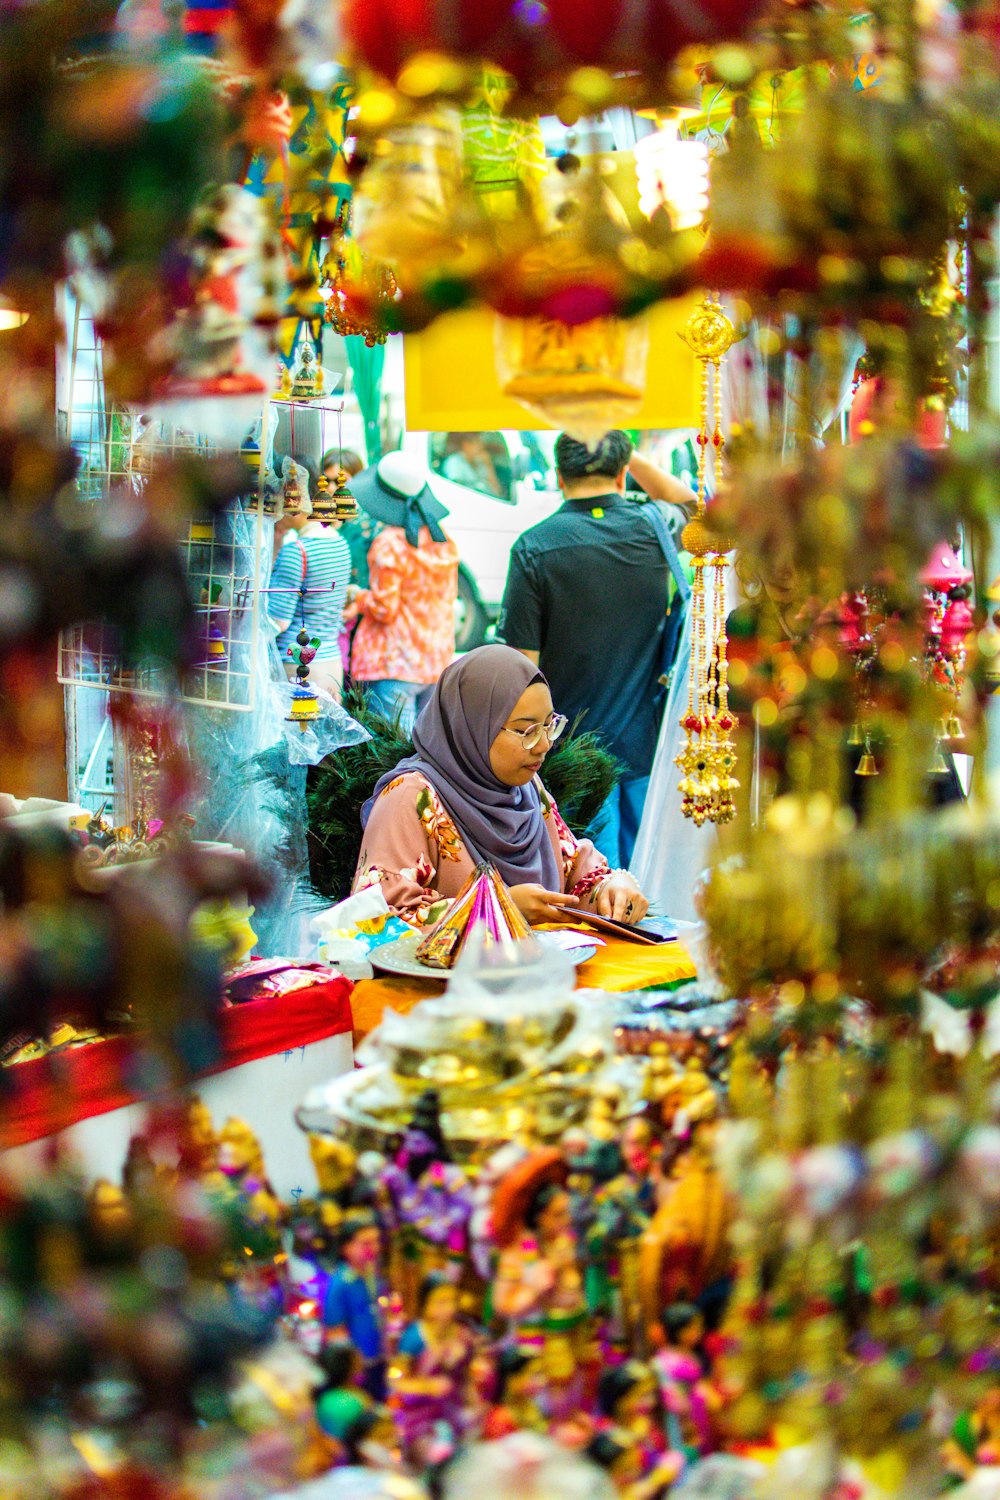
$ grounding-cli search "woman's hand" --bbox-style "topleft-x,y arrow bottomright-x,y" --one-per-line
595,871 -> 648,924
510,884 -> 580,926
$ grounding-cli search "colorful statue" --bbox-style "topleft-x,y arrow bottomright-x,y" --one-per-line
490,1149 -> 590,1417
480,1347 -> 548,1440
380,1091 -> 475,1312
217,1116 -> 283,1231
322,1209 -> 388,1399
587,1427 -> 683,1500
655,1057 -> 719,1141
570,1140 -> 649,1347
943,1388 -> 1000,1480
597,1360 -> 671,1468
652,1303 -> 718,1464
392,1271 -> 475,1464
640,1120 -> 733,1340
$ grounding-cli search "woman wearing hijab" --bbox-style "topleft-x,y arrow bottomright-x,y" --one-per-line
343,453 -> 460,733
353,644 -> 649,927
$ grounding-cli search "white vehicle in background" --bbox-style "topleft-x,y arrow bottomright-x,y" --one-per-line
398,428 -> 698,652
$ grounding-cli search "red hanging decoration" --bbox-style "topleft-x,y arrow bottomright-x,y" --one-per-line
343,0 -> 769,96
544,0 -> 764,72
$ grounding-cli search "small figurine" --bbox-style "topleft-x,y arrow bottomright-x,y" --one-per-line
620,1117 -> 666,1221
380,1091 -> 474,1313
322,1209 -> 388,1399
643,1040 -> 681,1109
392,1271 -> 474,1464
290,341 -> 323,401
281,455 -> 309,517
491,1149 -> 589,1418
943,1388 -> 1000,1480
179,1094 -> 218,1178
87,1178 -> 134,1246
640,1120 -> 733,1340
587,1428 -> 683,1500
315,1337 -> 367,1459
481,1347 -> 548,1440
597,1360 -> 671,1464
167,184 -> 267,395
656,1057 -> 719,1141
571,1141 -> 649,1346
317,1391 -> 400,1470
217,1116 -> 283,1231
652,1303 -> 717,1463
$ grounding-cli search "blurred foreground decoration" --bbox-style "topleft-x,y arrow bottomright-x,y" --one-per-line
340,0 -> 770,113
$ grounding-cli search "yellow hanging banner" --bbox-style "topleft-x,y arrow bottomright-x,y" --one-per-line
403,296 -> 704,433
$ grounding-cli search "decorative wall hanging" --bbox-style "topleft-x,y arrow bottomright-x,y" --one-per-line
674,296 -> 741,826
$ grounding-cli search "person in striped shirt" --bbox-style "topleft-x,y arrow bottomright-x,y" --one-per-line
269,475 -> 352,701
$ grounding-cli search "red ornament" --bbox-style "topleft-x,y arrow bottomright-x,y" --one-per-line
344,0 -> 768,89
343,0 -> 512,81
546,0 -> 765,71
683,713 -> 702,733
848,377 -> 948,449
940,598 -> 974,655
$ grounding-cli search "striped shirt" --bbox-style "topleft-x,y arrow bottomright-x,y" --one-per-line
269,524 -> 351,664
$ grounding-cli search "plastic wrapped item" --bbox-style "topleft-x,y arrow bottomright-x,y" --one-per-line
444,924 -> 578,1016
310,884 -> 412,978
274,1469 -> 428,1500
271,670 -> 369,768
670,1456 -> 767,1500
443,1434 -> 614,1500
301,937 -> 639,1156
183,517 -> 368,958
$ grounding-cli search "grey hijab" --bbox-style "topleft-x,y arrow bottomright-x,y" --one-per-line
361,645 -> 562,890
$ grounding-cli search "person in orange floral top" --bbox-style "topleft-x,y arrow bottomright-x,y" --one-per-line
354,644 -> 650,928
343,453 -> 460,734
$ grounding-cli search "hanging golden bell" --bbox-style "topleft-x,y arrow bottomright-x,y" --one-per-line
855,736 -> 878,776
946,714 -> 964,741
847,722 -> 864,746
332,469 -> 360,523
929,740 -> 950,774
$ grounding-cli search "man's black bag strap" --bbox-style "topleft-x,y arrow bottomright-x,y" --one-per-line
643,500 -> 690,599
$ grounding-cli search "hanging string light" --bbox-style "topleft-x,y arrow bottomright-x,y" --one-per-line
675,296 -> 740,826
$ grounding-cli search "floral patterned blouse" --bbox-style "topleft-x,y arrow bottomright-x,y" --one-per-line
353,771 -> 611,926
350,525 -> 460,686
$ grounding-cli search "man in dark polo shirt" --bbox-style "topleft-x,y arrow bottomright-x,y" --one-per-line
497,430 -> 695,868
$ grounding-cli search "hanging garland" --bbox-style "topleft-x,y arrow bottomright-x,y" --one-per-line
675,296 -> 741,826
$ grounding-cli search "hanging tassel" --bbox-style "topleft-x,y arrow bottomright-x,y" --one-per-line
675,297 -> 740,825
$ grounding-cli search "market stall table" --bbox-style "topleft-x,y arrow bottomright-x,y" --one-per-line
1,976 -> 354,1198
348,930 -> 697,1044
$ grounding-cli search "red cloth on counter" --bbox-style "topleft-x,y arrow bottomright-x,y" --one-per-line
0,976 -> 353,1149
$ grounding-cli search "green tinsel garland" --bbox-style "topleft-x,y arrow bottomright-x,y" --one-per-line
306,687 -> 622,902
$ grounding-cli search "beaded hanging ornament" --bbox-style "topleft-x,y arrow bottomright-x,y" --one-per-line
675,297 -> 740,826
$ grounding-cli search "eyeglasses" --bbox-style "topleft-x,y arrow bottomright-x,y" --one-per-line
501,713 -> 568,752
